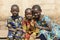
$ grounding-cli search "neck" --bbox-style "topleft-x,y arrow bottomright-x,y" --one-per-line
35,18 -> 39,21
13,14 -> 19,17
27,19 -> 31,21
35,17 -> 41,21
12,15 -> 19,21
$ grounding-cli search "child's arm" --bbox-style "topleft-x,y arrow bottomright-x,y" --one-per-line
7,17 -> 16,32
35,22 -> 51,31
36,33 -> 40,37
9,28 -> 16,32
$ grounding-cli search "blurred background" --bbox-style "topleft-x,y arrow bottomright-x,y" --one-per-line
0,0 -> 60,38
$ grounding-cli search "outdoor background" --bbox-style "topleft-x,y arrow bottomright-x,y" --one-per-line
0,0 -> 60,38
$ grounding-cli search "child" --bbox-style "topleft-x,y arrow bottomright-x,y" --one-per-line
22,8 -> 36,40
32,5 -> 52,40
7,4 -> 23,40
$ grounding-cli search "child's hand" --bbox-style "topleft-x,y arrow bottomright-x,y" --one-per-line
8,24 -> 12,28
30,20 -> 35,27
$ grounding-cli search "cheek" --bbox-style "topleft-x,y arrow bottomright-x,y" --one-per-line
26,15 -> 29,17
34,13 -> 38,16
13,11 -> 18,13
29,15 -> 32,17
26,15 -> 32,18
38,13 -> 40,15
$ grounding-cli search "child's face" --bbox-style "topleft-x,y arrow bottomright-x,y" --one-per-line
33,8 -> 41,19
25,10 -> 32,20
11,6 -> 19,16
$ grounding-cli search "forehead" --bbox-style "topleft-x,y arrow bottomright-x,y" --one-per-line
26,9 -> 32,13
11,6 -> 18,10
33,8 -> 39,11
33,10 -> 39,13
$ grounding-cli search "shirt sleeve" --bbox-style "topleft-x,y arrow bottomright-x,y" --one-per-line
7,17 -> 12,27
42,16 -> 51,24
18,17 -> 23,28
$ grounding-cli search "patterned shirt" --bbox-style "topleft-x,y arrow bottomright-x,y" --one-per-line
7,16 -> 23,30
22,17 -> 35,33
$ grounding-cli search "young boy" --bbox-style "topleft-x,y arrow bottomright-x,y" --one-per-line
7,4 -> 23,40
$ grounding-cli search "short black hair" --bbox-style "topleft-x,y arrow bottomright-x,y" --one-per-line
32,5 -> 42,11
25,8 -> 32,13
11,4 -> 19,12
25,8 -> 32,18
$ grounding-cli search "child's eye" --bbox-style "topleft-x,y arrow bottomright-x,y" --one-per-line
12,10 -> 19,12
26,13 -> 32,15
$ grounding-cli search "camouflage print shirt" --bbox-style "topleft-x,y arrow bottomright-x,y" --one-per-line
7,16 -> 23,30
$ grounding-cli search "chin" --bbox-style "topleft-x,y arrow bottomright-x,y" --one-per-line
35,16 -> 38,17
27,17 -> 31,19
13,14 -> 18,16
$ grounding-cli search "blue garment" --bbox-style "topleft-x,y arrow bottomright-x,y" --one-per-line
51,23 -> 60,40
7,16 -> 23,39
39,34 -> 47,40
36,15 -> 51,40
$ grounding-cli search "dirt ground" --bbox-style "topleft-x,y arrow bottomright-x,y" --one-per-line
0,39 -> 40,40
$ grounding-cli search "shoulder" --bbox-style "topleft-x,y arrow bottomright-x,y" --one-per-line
42,15 -> 51,24
7,16 -> 12,20
41,15 -> 51,21
7,16 -> 13,23
19,16 -> 23,18
22,17 -> 26,23
43,16 -> 50,19
19,16 -> 23,19
18,16 -> 23,22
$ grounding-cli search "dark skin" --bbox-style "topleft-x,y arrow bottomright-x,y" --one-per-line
24,8 -> 33,39
25,8 -> 33,31
25,8 -> 36,31
25,8 -> 33,21
11,5 -> 19,17
33,8 -> 41,19
32,6 -> 52,31
21,8 -> 33,34
8,5 -> 23,32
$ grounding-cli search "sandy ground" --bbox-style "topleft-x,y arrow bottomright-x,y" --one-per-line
0,39 -> 40,40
